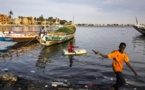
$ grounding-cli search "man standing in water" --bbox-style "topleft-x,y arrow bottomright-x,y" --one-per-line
94,42 -> 138,90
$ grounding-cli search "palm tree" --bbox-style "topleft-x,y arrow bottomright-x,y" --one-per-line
9,11 -> 13,19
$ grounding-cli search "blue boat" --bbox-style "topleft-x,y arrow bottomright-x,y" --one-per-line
0,37 -> 13,42
0,31 -> 14,42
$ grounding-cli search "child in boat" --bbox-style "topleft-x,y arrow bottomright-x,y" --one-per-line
68,42 -> 78,52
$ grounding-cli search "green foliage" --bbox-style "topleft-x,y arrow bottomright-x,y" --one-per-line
9,11 -> 13,15
60,20 -> 68,25
34,17 -> 37,20
56,27 -> 75,34
8,11 -> 13,19
8,15 -> 11,19
37,15 -> 44,21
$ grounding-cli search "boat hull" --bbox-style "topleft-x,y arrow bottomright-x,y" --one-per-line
133,25 -> 145,35
37,25 -> 76,46
7,37 -> 36,42
0,36 -> 36,42
0,33 -> 37,42
0,37 -> 13,42
37,33 -> 75,46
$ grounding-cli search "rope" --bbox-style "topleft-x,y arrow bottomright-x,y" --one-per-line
0,37 -> 40,58
20,37 -> 36,47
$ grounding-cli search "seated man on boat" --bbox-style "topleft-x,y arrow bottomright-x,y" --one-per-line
39,26 -> 46,36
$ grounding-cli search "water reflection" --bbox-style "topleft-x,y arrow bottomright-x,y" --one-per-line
36,57 -> 47,70
133,35 -> 145,47
0,41 -> 39,58
132,35 -> 145,55
0,26 -> 40,32
11,27 -> 23,31
0,27 -> 11,31
69,55 -> 74,67
133,35 -> 145,42
36,38 -> 75,69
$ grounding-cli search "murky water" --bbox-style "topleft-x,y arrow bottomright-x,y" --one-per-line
0,26 -> 145,90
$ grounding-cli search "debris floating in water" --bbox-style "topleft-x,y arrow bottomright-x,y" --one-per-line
1,68 -> 9,72
30,70 -> 35,73
110,78 -> 113,81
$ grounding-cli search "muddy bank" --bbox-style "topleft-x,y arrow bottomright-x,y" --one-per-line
0,73 -> 100,90
0,73 -> 144,90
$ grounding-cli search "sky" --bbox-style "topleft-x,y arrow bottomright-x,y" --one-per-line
1,0 -> 145,24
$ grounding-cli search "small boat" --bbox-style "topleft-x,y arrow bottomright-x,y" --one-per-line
0,31 -> 38,42
133,17 -> 145,35
0,32 -> 13,41
37,25 -> 76,46
133,24 -> 145,35
63,49 -> 87,55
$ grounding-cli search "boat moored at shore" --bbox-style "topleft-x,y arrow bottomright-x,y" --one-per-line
36,25 -> 76,46
0,30 -> 39,42
133,24 -> 145,35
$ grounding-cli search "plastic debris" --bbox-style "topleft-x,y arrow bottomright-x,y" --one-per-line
51,79 -> 70,87
103,76 -> 108,79
30,70 -> 35,73
1,68 -> 9,72
110,78 -> 113,81
45,85 -> 48,87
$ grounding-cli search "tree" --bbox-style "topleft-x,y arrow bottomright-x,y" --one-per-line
39,15 -> 44,21
9,11 -> 13,19
8,15 -> 11,19
18,16 -> 21,19
60,20 -> 68,25
68,21 -> 72,25
48,17 -> 53,22
34,17 -> 37,21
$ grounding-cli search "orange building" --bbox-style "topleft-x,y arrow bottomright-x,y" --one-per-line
21,16 -> 35,25
28,17 -> 34,25
22,17 -> 28,25
0,14 -> 10,24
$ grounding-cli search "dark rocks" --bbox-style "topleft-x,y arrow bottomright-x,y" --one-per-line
0,73 -> 17,87
0,73 -> 17,82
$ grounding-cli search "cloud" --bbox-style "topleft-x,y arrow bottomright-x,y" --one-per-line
0,0 -> 145,24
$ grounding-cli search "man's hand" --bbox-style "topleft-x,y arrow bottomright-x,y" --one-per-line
134,71 -> 138,77
96,51 -> 101,55
126,62 -> 138,77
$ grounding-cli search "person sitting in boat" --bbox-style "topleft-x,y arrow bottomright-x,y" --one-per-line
39,26 -> 45,36
68,42 -> 78,52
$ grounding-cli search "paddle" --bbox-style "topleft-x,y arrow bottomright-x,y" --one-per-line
92,49 -> 104,60
92,49 -> 96,54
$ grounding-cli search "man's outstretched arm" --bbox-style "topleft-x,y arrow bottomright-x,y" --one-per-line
126,62 -> 138,77
95,51 -> 108,59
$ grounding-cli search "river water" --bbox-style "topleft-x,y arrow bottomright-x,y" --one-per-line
0,26 -> 145,90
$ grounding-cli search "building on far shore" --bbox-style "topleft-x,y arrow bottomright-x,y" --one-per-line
54,18 -> 60,25
10,18 -> 21,25
0,14 -> 10,24
28,17 -> 35,25
22,17 -> 28,25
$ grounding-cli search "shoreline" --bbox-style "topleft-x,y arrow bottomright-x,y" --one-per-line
0,72 -> 145,90
0,23 -> 142,27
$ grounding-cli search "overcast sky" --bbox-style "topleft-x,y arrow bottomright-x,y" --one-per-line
1,0 -> 145,24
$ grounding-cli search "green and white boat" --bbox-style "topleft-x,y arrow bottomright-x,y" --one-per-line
37,25 -> 76,46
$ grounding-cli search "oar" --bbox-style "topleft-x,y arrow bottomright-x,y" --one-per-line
92,49 -> 104,60
92,49 -> 96,54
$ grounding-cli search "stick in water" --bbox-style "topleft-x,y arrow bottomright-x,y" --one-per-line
92,50 -> 96,54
